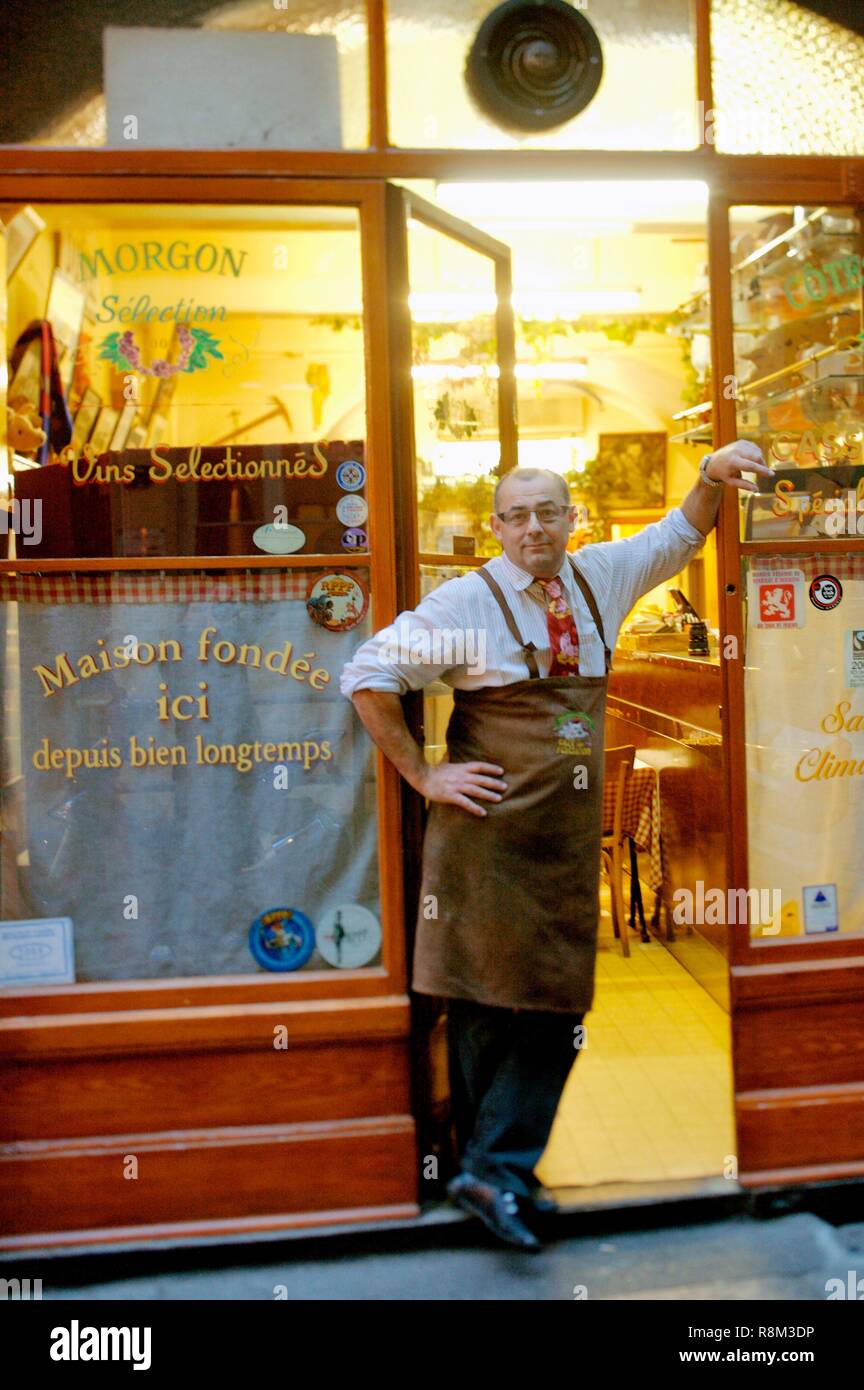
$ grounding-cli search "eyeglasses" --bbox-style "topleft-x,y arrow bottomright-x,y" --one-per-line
496,503 -> 570,526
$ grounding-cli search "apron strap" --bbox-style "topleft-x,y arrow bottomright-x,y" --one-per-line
566,554 -> 613,673
477,557 -> 613,677
476,566 -> 540,679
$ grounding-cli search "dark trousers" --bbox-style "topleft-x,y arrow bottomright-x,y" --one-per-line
446,997 -> 585,1197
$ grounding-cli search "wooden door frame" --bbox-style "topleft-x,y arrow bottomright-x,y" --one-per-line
377,182 -> 518,1187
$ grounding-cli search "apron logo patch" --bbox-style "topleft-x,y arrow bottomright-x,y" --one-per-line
554,710 -> 594,756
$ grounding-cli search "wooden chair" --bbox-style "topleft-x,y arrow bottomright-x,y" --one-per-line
601,745 -> 637,957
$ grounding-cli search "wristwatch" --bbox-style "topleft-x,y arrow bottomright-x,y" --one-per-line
699,453 -> 722,489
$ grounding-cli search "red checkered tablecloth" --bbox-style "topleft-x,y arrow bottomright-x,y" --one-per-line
602,764 -> 663,892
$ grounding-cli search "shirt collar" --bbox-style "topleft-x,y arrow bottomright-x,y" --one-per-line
497,549 -> 571,591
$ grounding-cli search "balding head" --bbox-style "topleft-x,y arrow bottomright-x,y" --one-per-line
494,468 -> 570,514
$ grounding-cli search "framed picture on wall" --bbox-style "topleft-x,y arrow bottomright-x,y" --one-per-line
597,432 -> 666,510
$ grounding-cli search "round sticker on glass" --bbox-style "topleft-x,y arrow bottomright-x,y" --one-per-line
317,904 -> 381,968
809,574 -> 843,611
336,494 -> 368,527
335,459 -> 366,492
341,527 -> 367,551
306,572 -> 369,632
248,907 -> 316,971
252,522 -> 305,555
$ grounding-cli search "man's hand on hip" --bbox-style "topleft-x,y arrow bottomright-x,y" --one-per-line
349,689 -> 507,815
421,760 -> 508,818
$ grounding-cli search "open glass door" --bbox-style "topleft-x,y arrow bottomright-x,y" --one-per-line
384,185 -> 517,1186
386,186 -> 517,763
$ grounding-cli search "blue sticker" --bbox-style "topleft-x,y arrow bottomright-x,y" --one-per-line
341,527 -> 368,550
248,907 -> 316,971
335,459 -> 366,492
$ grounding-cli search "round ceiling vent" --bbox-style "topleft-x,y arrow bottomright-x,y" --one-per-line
465,0 -> 604,133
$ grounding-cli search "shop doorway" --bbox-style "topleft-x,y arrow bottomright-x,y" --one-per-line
396,179 -> 735,1195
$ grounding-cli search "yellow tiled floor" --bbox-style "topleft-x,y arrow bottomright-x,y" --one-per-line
535,897 -> 735,1189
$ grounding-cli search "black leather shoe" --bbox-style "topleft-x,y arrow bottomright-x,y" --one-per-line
447,1173 -> 542,1251
520,1188 -> 559,1217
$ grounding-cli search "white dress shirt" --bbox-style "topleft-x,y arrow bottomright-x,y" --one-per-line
339,507 -> 707,696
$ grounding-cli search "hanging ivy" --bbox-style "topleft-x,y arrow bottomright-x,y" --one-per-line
309,314 -> 362,333
411,312 -> 706,408
312,310 -> 707,422
433,391 -> 480,440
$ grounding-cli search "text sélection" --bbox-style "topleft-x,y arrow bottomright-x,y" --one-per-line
745,566 -> 864,940
25,604 -> 379,975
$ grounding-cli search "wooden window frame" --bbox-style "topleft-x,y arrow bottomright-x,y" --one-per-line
0,174 -> 407,1018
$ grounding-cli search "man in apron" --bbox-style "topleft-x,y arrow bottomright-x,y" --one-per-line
341,441 -> 771,1249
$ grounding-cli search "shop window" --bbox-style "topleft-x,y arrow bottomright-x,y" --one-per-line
4,203 -> 367,559
387,0 -> 699,150
1,200 -> 383,986
14,2 -> 369,150
727,205 -> 864,544
733,202 -> 864,945
742,553 -> 864,944
0,568 -> 381,981
711,0 -> 864,155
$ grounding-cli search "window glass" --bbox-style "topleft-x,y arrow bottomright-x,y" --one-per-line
728,205 -> 864,544
408,220 -> 502,556
0,567 -> 382,983
1,199 -> 382,987
3,202 -> 368,559
711,0 -> 864,155
743,553 -> 864,943
6,3 -> 369,149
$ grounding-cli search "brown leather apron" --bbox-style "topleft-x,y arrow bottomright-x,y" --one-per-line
412,554 -> 611,1014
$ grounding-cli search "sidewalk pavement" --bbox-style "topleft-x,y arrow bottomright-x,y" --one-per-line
33,1211 -> 864,1301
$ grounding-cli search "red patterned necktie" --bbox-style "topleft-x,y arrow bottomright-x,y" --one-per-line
536,576 -> 580,676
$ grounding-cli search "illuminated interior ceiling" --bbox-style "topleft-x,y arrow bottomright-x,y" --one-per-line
414,180 -> 710,431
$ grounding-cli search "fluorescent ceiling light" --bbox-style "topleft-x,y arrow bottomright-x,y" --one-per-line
409,291 -> 497,320
412,362 -> 588,382
514,362 -> 587,380
408,289 -> 641,321
517,290 -> 640,316
435,181 -> 709,223
412,364 -> 488,381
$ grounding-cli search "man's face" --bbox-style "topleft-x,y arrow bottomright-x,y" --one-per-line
489,476 -> 576,577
